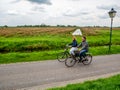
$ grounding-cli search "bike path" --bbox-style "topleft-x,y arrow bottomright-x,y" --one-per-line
0,54 -> 120,90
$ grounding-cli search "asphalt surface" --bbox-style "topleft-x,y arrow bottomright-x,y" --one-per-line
0,54 -> 120,90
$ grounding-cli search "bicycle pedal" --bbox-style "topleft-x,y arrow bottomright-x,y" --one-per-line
78,60 -> 82,63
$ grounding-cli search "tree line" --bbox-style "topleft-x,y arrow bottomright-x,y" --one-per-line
0,24 -> 78,28
0,24 -> 120,28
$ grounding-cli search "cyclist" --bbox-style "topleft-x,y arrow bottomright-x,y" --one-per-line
69,36 -> 78,56
77,36 -> 89,61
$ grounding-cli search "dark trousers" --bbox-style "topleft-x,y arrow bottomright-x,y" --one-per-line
79,49 -> 87,60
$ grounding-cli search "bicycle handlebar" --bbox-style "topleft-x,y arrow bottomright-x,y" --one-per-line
66,44 -> 72,48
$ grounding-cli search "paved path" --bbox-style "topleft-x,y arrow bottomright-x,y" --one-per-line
0,54 -> 120,90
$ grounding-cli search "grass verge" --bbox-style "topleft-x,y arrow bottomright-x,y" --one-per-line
0,45 -> 120,64
48,74 -> 120,90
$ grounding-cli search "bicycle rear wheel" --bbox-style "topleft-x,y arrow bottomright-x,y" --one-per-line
65,57 -> 76,67
57,52 -> 68,62
82,54 -> 92,65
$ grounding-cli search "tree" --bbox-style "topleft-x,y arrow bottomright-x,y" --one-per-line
4,25 -> 8,28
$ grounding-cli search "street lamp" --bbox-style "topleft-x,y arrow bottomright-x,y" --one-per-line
108,8 -> 117,52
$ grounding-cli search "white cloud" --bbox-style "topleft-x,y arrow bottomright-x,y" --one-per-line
31,6 -> 45,12
97,4 -> 120,10
0,0 -> 120,26
63,9 -> 90,17
27,0 -> 52,5
7,10 -> 18,15
12,0 -> 52,5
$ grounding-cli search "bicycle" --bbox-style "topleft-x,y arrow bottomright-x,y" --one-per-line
65,51 -> 92,67
57,45 -> 70,62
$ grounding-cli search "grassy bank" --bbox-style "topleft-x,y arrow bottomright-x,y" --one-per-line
48,74 -> 120,90
0,33 -> 120,52
0,45 -> 120,64
0,27 -> 120,64
0,27 -> 120,52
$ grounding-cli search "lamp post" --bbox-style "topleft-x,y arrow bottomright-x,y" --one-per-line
108,8 -> 117,52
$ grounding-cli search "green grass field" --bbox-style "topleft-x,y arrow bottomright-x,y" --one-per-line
0,28 -> 120,52
48,74 -> 120,90
0,45 -> 120,64
0,27 -> 120,64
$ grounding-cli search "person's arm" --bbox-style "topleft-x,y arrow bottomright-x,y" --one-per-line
68,42 -> 72,46
77,42 -> 82,48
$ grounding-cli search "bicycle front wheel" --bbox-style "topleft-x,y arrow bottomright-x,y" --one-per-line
57,52 -> 68,62
65,57 -> 76,67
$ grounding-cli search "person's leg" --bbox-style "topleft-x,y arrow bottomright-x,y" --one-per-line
79,50 -> 87,61
70,47 -> 75,58
73,47 -> 78,56
70,47 -> 78,56
70,47 -> 74,55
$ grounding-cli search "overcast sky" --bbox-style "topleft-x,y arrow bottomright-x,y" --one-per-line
0,0 -> 120,26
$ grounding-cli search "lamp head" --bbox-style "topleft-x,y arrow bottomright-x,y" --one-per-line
108,8 -> 117,18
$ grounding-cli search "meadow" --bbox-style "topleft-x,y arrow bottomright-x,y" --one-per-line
0,27 -> 120,64
48,74 -> 120,90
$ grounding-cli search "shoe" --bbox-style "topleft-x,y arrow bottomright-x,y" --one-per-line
78,58 -> 82,63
